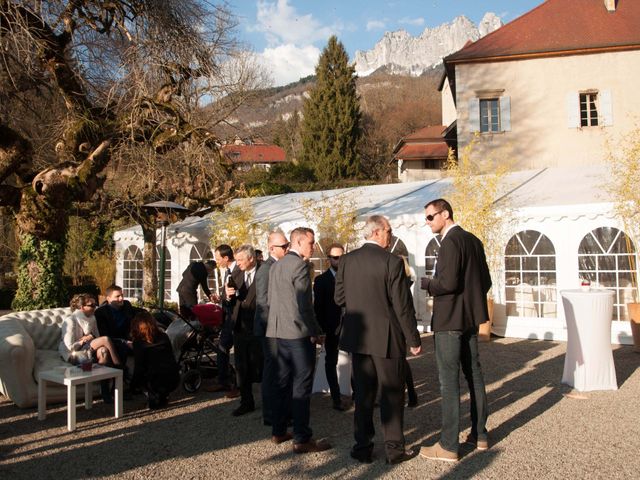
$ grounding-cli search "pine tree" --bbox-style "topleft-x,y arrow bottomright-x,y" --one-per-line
301,36 -> 362,181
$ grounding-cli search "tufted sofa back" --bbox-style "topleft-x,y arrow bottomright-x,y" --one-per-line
8,308 -> 71,350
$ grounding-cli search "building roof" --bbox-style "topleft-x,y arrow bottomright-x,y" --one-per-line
402,125 -> 448,141
395,143 -> 449,161
221,144 -> 287,164
446,0 -> 640,64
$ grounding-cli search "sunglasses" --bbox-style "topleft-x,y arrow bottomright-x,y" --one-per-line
425,210 -> 444,222
274,243 -> 289,249
328,255 -> 342,260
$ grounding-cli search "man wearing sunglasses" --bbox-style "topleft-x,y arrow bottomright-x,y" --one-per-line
420,198 -> 492,463
313,242 -> 346,411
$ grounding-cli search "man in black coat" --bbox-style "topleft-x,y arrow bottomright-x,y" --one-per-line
176,260 -> 216,318
225,244 -> 262,416
420,198 -> 492,463
335,215 -> 422,465
313,242 -> 346,411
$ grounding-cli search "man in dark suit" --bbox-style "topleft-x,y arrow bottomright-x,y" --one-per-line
176,260 -> 216,319
420,198 -> 492,463
254,230 -> 289,425
313,242 -> 346,411
225,244 -> 262,416
335,215 -> 422,465
267,227 -> 331,454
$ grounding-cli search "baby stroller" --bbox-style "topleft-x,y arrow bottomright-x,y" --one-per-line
164,303 -> 232,393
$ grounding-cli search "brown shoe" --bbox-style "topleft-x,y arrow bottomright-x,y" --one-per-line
203,383 -> 230,393
225,388 -> 240,399
464,433 -> 489,451
293,438 -> 332,454
271,433 -> 293,444
419,442 -> 459,462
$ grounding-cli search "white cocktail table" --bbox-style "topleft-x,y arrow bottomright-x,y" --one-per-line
38,365 -> 123,431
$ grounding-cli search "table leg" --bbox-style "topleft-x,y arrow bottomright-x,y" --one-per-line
67,384 -> 77,432
38,378 -> 47,420
114,374 -> 123,418
85,382 -> 93,410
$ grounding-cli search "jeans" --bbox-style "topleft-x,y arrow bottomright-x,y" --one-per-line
434,328 -> 488,453
272,337 -> 316,444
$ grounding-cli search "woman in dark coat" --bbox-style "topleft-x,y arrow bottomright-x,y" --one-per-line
130,311 -> 180,409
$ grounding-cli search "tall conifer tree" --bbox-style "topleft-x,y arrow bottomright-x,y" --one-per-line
301,36 -> 362,181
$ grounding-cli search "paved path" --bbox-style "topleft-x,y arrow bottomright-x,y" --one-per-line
1,337 -> 638,479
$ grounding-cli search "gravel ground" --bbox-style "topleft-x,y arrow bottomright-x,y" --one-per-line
1,336 -> 639,480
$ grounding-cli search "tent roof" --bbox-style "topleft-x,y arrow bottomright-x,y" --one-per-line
114,164 -> 612,241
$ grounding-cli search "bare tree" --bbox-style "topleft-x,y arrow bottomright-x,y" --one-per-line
0,1 -> 267,309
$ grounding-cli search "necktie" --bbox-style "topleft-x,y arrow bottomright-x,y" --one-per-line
246,272 -> 252,287
225,268 -> 232,285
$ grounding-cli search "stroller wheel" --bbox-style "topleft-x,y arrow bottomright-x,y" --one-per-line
182,369 -> 202,393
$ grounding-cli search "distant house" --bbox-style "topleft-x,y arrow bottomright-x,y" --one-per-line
440,0 -> 640,170
221,142 -> 287,171
393,124 -> 456,182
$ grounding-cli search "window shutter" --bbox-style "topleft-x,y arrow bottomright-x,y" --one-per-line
468,98 -> 480,132
500,96 -> 511,132
600,90 -> 613,126
566,92 -> 580,128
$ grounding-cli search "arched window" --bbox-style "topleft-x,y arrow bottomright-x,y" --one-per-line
505,231 -> 557,318
578,227 -> 636,320
424,235 -> 442,277
189,243 -> 216,299
122,246 -> 143,299
155,246 -> 171,301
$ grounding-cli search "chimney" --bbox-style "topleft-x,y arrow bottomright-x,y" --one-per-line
604,0 -> 617,12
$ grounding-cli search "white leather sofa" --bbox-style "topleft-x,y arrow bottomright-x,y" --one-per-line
0,308 -> 74,408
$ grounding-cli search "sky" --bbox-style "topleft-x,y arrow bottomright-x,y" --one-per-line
229,0 -> 544,86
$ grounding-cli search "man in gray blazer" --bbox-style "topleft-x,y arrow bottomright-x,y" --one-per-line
254,230 -> 289,425
266,227 -> 331,454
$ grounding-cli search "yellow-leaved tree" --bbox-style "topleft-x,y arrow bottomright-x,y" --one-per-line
209,200 -> 271,251
300,192 -> 359,254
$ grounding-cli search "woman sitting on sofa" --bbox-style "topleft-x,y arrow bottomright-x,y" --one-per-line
130,310 -> 179,409
58,293 -> 122,367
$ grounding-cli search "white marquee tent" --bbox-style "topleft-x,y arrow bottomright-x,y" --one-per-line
114,164 -> 635,345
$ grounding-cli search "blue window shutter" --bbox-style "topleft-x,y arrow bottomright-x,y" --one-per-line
468,98 -> 480,132
600,90 -> 613,126
500,96 -> 511,132
566,92 -> 580,128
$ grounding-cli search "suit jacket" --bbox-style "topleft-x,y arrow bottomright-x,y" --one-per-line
313,268 -> 342,337
225,265 -> 259,335
95,300 -> 139,340
254,256 -> 275,336
176,261 -> 211,298
424,225 -> 492,332
335,242 -> 421,358
266,251 -> 322,339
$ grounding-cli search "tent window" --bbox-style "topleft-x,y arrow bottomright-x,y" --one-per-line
505,231 -> 557,318
123,246 -> 143,300
155,246 -> 171,301
578,227 -> 636,320
189,243 -> 216,300
424,235 -> 442,276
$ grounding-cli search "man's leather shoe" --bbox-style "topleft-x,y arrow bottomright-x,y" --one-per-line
386,448 -> 419,464
232,404 -> 255,416
407,395 -> 418,408
350,449 -> 373,463
419,443 -> 459,462
464,433 -> 489,450
293,438 -> 332,454
271,433 -> 293,444
203,383 -> 230,393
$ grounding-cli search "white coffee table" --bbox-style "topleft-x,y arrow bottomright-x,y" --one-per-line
38,365 -> 123,431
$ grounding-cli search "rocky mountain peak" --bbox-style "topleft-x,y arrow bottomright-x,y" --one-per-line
354,13 -> 502,77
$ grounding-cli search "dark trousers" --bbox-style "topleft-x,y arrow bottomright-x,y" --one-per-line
324,333 -> 341,404
271,337 -> 316,444
352,353 -> 406,461
217,311 -> 234,385
434,328 -> 488,453
234,333 -> 263,408
261,337 -> 278,424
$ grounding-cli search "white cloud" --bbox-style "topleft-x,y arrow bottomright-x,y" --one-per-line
366,20 -> 386,31
399,17 -> 425,27
251,0 -> 336,46
259,44 -> 320,87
